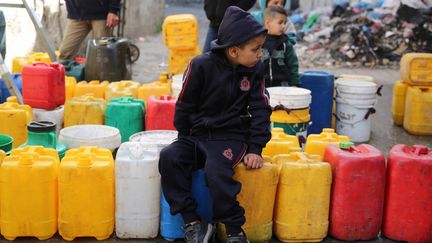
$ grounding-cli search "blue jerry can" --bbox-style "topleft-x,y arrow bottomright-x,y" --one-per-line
0,74 -> 22,103
160,169 -> 213,241
300,71 -> 334,134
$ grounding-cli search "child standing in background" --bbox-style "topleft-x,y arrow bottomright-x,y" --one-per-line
261,5 -> 299,87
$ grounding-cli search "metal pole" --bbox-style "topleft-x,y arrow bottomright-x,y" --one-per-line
21,0 -> 58,62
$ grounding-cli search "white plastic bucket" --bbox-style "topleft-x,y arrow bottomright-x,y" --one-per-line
59,125 -> 121,151
129,130 -> 178,152
336,74 -> 375,83
115,142 -> 160,239
32,106 -> 64,135
336,80 -> 378,100
171,74 -> 183,99
335,97 -> 376,143
267,87 -> 312,109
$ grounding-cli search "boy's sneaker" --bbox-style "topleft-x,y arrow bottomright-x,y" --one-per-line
227,232 -> 249,243
183,221 -> 215,243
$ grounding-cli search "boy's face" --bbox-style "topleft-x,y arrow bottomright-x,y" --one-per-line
267,0 -> 284,7
230,35 -> 266,68
265,13 -> 287,35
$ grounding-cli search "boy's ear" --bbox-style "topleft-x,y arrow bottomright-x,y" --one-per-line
227,46 -> 238,58
264,19 -> 271,29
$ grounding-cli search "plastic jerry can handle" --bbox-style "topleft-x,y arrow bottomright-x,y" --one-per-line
412,145 -> 429,155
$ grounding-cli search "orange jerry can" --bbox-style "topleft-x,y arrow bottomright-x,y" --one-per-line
138,73 -> 172,103
74,80 -> 109,98
145,95 -> 176,130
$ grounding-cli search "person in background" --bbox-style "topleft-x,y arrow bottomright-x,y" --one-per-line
0,10 -> 6,58
203,0 -> 256,52
159,6 -> 271,243
261,5 -> 299,87
251,0 -> 298,45
59,0 -> 121,60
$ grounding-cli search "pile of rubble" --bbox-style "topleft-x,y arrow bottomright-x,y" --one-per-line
293,0 -> 432,68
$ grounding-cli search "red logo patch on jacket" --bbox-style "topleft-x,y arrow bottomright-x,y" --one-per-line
223,148 -> 233,160
240,76 -> 251,91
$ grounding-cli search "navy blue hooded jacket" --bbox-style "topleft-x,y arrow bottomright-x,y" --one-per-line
65,0 -> 121,20
174,6 -> 271,155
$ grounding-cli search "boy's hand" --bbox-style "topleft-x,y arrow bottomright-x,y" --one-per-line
243,153 -> 263,169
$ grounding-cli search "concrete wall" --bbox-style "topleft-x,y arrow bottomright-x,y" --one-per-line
124,0 -> 165,38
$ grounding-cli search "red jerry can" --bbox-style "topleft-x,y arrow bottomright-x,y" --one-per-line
383,145 -> 432,243
22,63 -> 65,109
145,95 -> 176,130
323,142 -> 386,241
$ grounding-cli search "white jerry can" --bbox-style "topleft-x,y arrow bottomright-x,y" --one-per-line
115,142 -> 160,239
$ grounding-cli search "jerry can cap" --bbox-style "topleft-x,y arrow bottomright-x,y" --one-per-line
28,121 -> 56,133
339,141 -> 354,150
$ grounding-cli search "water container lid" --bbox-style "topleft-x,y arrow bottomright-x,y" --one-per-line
28,121 -> 56,133
339,141 -> 354,150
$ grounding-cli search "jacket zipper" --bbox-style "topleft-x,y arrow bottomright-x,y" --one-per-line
269,57 -> 273,86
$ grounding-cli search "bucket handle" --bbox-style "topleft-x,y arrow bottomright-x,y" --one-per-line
272,104 -> 309,123
376,85 -> 383,96
334,108 -> 375,127
364,107 -> 376,120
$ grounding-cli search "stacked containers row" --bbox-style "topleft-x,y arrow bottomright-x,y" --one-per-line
392,53 -> 432,135
162,14 -> 201,78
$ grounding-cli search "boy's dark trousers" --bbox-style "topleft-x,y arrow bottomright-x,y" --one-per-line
159,136 -> 248,235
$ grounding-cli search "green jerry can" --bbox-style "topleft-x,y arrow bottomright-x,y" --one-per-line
85,37 -> 132,82
105,97 -> 145,143
61,60 -> 85,82
23,121 -> 67,159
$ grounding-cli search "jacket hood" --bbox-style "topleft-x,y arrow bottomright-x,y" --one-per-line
211,6 -> 267,50
258,0 -> 291,13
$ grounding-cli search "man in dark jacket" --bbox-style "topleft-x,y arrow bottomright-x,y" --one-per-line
159,6 -> 271,243
203,0 -> 256,52
59,0 -> 121,60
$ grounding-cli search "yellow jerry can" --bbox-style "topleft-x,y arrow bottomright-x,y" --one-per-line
65,76 -> 77,101
391,80 -> 408,126
0,146 -> 59,240
64,95 -> 106,127
262,128 -> 301,158
74,80 -> 109,99
218,163 -> 279,243
138,74 -> 172,103
168,47 -> 201,75
400,53 -> 432,86
0,96 -> 32,147
403,86 -> 432,135
12,56 -> 33,73
0,150 -> 5,162
272,152 -> 331,242
31,52 -> 52,63
162,14 -> 199,49
304,128 -> 350,160
105,80 -> 140,101
58,147 -> 114,241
